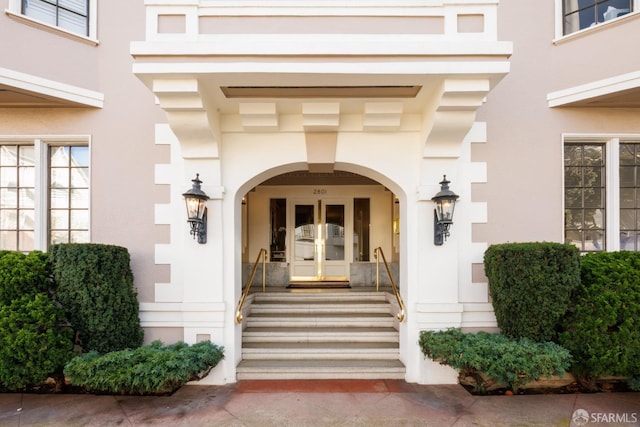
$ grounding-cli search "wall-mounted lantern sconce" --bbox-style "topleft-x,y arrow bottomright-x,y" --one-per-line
182,174 -> 209,244
431,175 -> 459,246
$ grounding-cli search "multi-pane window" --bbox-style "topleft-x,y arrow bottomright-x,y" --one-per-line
49,146 -> 89,245
564,143 -> 606,252
0,141 -> 89,252
22,0 -> 89,37
563,0 -> 633,35
0,146 -> 36,252
619,143 -> 640,250
564,139 -> 640,252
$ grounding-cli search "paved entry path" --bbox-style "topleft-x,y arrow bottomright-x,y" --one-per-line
0,380 -> 638,426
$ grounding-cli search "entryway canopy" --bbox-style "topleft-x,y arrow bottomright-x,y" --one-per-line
131,2 -> 512,162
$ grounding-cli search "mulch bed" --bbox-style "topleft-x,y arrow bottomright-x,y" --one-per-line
461,378 -> 634,396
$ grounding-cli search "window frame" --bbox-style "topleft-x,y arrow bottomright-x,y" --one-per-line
555,0 -> 640,40
6,0 -> 98,44
563,134 -> 640,252
617,141 -> 640,250
563,140 -> 608,252
0,136 -> 91,252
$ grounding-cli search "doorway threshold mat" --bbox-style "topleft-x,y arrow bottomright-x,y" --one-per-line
287,281 -> 351,289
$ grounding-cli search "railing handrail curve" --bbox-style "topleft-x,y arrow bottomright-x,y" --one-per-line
235,248 -> 267,324
374,246 -> 406,322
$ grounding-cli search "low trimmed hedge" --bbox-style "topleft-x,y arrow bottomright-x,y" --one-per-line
419,328 -> 572,393
64,341 -> 224,395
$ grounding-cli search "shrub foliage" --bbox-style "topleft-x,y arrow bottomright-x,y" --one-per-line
0,294 -> 74,390
558,251 -> 640,381
484,242 -> 580,341
0,250 -> 52,306
50,243 -> 144,353
0,251 -> 73,390
64,341 -> 225,395
419,328 -> 572,393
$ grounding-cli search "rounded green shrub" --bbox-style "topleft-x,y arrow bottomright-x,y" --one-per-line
484,242 -> 581,341
50,243 -> 144,354
0,293 -> 74,390
558,251 -> 640,381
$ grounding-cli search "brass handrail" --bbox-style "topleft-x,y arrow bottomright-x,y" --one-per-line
374,247 -> 406,322
235,248 -> 268,324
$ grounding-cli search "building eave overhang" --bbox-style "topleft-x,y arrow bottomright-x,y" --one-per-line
131,35 -> 512,159
130,36 -> 513,57
0,67 -> 104,108
547,71 -> 640,108
131,35 -> 512,99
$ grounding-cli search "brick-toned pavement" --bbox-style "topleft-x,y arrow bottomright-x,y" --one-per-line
0,380 -> 638,426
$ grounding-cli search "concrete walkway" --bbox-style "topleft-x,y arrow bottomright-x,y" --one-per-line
0,380 -> 638,426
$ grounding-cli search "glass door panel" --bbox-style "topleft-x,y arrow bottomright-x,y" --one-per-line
324,204 -> 344,261
291,203 -> 318,280
294,204 -> 315,261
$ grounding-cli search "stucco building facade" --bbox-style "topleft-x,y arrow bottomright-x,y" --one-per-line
1,0 -> 638,384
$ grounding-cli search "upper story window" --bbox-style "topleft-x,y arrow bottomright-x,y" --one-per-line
563,0 -> 634,35
22,0 -> 89,37
6,0 -> 97,41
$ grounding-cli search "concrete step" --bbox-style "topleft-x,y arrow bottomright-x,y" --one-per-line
242,342 -> 399,360
245,312 -> 395,328
252,292 -> 388,304
236,359 -> 406,380
242,326 -> 400,343
250,301 -> 392,315
238,291 -> 405,380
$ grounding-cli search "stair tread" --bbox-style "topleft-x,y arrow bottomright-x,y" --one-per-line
237,359 -> 405,369
243,342 -> 398,349
248,313 -> 392,318
244,326 -> 397,333
252,295 -> 387,302
253,299 -> 387,304
253,291 -> 384,296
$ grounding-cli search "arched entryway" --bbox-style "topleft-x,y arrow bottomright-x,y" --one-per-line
241,170 -> 400,288
234,167 -> 407,379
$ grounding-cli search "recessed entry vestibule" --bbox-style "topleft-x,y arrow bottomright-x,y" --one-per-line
242,172 -> 400,288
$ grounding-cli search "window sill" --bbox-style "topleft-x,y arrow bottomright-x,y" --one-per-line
4,10 -> 98,46
553,10 -> 640,45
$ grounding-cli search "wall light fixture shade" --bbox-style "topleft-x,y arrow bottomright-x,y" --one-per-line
431,175 -> 459,246
182,174 -> 209,244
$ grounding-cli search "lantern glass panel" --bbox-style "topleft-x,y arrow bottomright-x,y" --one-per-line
185,197 -> 205,220
435,199 -> 456,222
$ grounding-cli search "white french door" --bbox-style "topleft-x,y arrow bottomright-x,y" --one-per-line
290,199 -> 350,281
